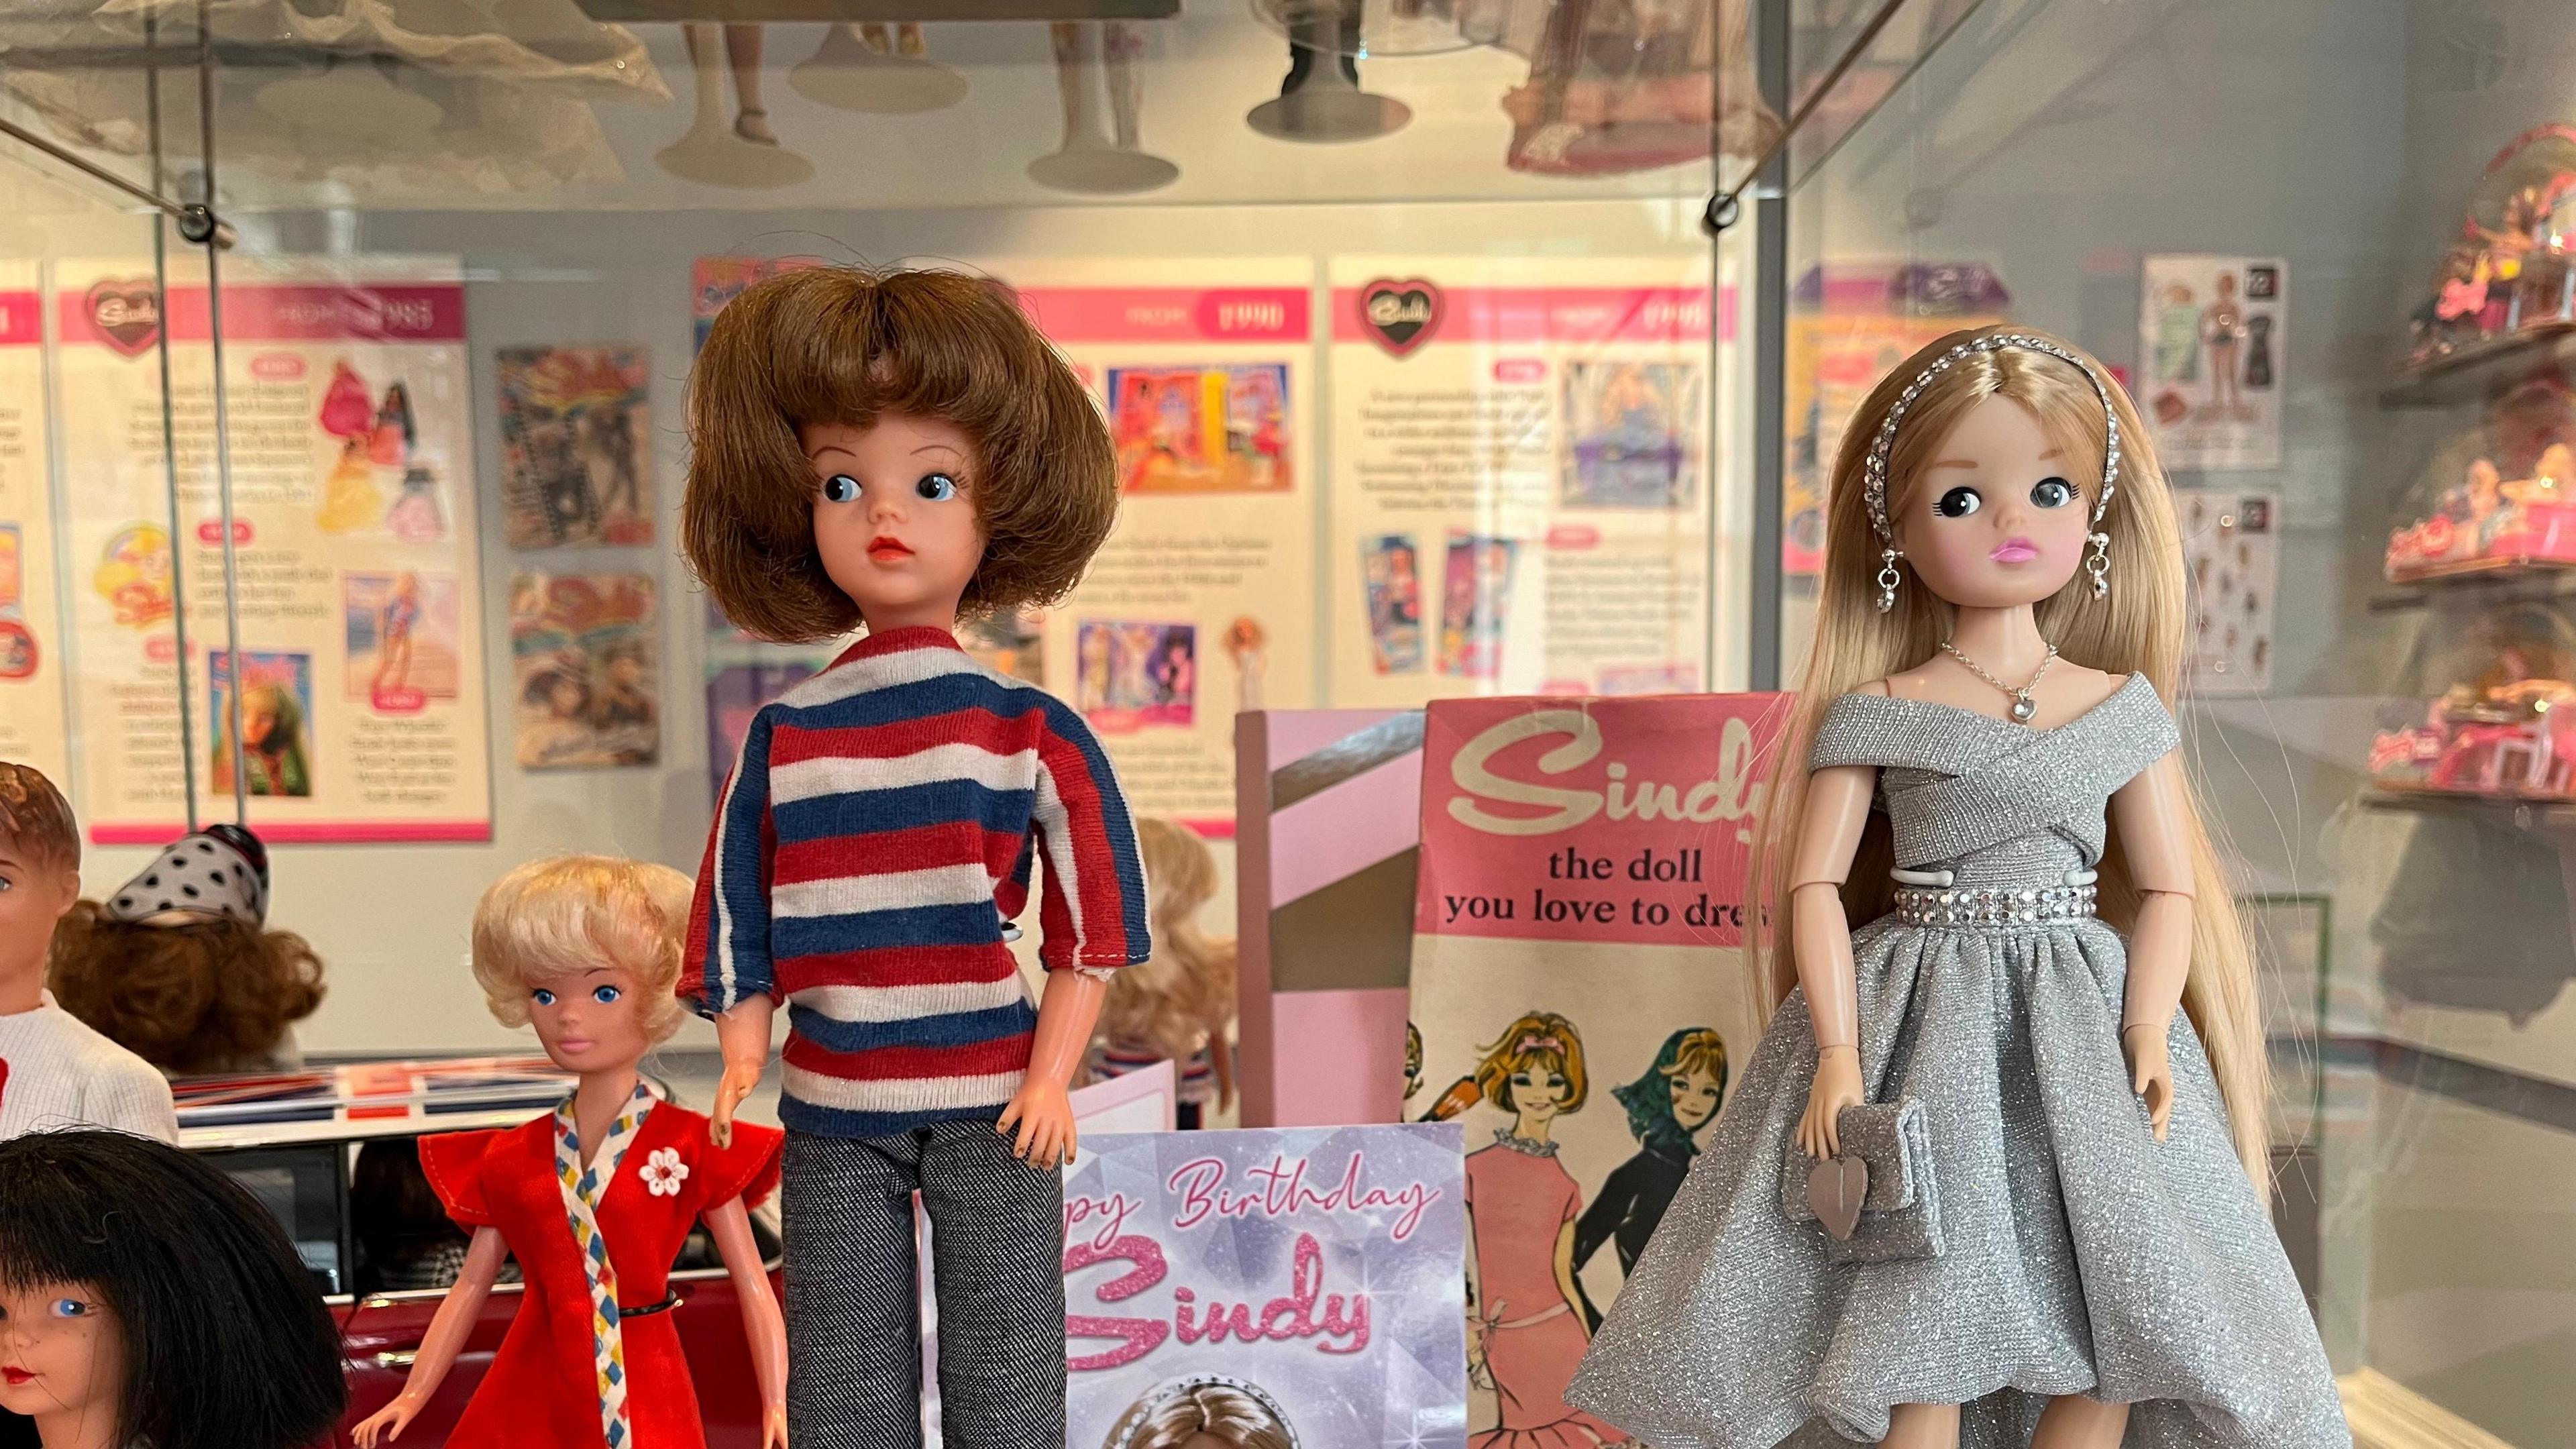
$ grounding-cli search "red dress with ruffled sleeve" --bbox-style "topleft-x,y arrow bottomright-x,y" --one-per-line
417,1101 -> 783,1449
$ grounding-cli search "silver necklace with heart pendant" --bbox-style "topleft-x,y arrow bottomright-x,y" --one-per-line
1939,639 -> 2059,725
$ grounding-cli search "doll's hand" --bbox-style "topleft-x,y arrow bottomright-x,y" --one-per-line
2123,1023 -> 2174,1140
354,1393 -> 423,1446
710,1056 -> 764,1150
763,1399 -> 790,1449
996,1078 -> 1076,1169
1797,1045 -> 1864,1160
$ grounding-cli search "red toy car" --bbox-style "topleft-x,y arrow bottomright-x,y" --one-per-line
174,1058 -> 784,1448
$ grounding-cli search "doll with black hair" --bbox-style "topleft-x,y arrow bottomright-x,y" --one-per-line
48,824 -> 324,1077
0,1128 -> 345,1449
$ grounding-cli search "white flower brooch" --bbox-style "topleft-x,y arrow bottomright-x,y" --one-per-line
639,1146 -> 689,1197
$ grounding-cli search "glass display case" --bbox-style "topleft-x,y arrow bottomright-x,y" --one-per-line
5,0 -> 2573,1443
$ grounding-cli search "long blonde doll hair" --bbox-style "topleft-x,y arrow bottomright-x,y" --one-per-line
1097,818 -> 1236,1061
1747,325 -> 2270,1192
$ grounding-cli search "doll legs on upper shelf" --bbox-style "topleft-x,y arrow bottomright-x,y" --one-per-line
780,1122 -> 1066,1449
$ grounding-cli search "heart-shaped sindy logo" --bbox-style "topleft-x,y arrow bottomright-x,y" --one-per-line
1358,276 -> 1442,358
85,278 -> 161,358
1807,1155 -> 1868,1241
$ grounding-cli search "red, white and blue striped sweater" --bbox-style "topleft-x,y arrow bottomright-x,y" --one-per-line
681,625 -> 1151,1139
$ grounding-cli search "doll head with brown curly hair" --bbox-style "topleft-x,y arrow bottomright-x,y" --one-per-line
48,826 -> 325,1076
683,265 -> 1119,643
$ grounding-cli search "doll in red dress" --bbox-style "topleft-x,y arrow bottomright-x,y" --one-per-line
353,856 -> 789,1449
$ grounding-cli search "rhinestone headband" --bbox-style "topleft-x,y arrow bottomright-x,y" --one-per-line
1862,332 -> 2121,548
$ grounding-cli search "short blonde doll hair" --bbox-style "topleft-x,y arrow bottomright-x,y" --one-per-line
470,855 -> 694,1044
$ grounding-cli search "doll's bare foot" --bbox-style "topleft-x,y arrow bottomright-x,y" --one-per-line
1881,1402 -> 1960,1449
735,107 -> 779,145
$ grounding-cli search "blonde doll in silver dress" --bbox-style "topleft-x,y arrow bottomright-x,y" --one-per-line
1568,329 -> 2345,1448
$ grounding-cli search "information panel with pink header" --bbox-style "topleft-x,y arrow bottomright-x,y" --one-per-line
54,257 -> 491,845
994,258 -> 1319,835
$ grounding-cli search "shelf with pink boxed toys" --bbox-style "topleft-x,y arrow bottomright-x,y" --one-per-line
2385,123 -> 2576,411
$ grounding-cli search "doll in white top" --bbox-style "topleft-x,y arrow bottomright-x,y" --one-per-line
0,763 -> 176,1144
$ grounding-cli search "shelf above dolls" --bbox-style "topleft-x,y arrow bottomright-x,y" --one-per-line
2369,557 -> 2576,613
2383,321 -> 2576,410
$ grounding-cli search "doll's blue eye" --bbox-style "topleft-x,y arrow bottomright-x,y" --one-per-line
820,475 -> 861,504
592,985 -> 621,1005
916,473 -> 957,502
1935,486 -> 1982,518
532,987 -> 557,1006
50,1298 -> 89,1320
2031,477 -> 2076,508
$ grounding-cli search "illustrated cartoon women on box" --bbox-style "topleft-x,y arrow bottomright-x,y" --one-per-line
1572,1026 -> 1724,1283
1567,329 -> 2344,1448
680,265 -> 1150,1449
1460,1010 -> 1622,1449
353,857 -> 788,1449
0,1128 -> 345,1449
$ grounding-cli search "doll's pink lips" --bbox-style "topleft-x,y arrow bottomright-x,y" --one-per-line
867,536 -> 914,561
1990,539 -> 2040,563
1,1368 -> 32,1387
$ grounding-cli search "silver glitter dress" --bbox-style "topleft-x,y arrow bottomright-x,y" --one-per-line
1566,674 -> 2349,1449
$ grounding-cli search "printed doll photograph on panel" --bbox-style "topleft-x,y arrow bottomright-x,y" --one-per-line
0,1128 -> 345,1449
353,856 -> 788,1449
680,264 -> 1152,1449
1566,328 -> 2347,1449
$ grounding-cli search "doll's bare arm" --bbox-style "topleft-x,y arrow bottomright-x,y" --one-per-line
2108,752 -> 2198,1031
998,968 -> 1108,1168
351,1226 -> 508,1446
1208,1016 -> 1236,1113
706,1195 -> 788,1449
1789,763 -> 1876,1160
708,996 -> 776,1150
2108,751 -> 2197,1140
1788,764 -> 1876,1050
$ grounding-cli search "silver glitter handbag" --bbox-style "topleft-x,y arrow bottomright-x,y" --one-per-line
1780,1098 -> 1944,1264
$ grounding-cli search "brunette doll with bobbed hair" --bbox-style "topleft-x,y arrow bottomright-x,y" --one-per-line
683,265 -> 1118,640
678,264 -> 1151,1449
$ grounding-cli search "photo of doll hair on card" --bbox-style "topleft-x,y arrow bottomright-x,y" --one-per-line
682,264 -> 1117,643
1104,1375 -> 1299,1449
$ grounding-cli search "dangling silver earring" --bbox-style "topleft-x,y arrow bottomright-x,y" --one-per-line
1876,547 -> 1904,613
2086,531 -> 2111,599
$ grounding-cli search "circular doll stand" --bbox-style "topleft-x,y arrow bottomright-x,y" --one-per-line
1246,76 -> 1410,143
1025,143 -> 1178,195
790,26 -> 969,114
655,121 -> 816,189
